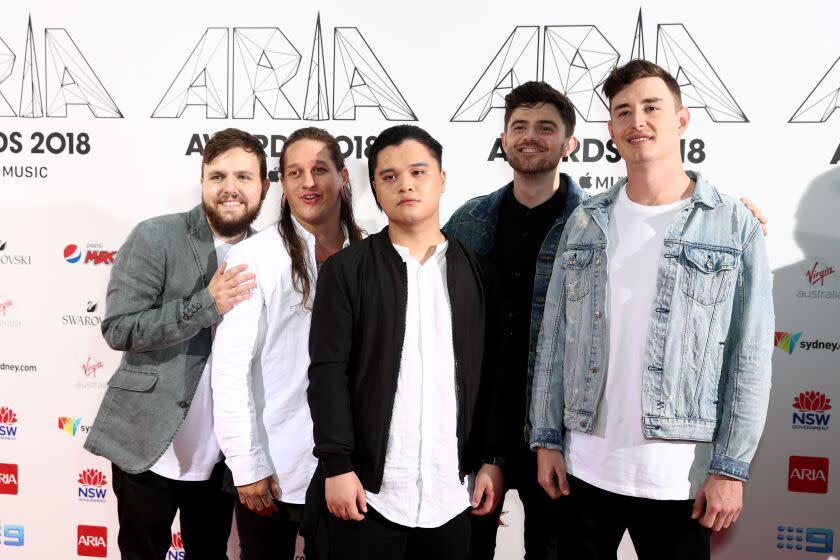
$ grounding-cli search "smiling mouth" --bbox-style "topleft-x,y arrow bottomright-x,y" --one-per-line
302,193 -> 321,202
219,199 -> 244,207
628,136 -> 654,144
517,146 -> 545,153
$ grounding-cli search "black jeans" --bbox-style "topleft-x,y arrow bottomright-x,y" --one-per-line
567,475 -> 711,560
234,499 -> 304,560
111,461 -> 233,560
470,445 -> 566,559
327,506 -> 471,560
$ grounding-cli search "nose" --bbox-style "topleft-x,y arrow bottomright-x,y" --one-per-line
398,175 -> 415,193
300,169 -> 316,188
632,111 -> 646,129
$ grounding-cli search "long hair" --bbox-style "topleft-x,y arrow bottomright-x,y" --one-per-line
277,127 -> 364,307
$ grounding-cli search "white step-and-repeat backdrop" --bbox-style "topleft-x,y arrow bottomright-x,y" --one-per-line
1,0 -> 838,558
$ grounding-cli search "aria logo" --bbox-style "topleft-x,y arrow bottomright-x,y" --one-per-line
77,525 -> 107,558
63,244 -> 116,265
167,532 -> 185,560
0,17 -> 121,119
0,407 -> 18,439
77,469 -> 108,502
0,241 -> 32,266
62,301 -> 102,328
792,391 -> 831,431
0,463 -> 18,495
788,456 -> 829,494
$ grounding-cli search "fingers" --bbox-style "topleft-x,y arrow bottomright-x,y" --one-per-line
740,196 -> 769,235
691,493 -> 705,520
356,485 -> 368,515
472,483 -> 495,516
214,261 -> 228,277
555,465 -> 570,496
471,477 -> 487,508
223,263 -> 248,278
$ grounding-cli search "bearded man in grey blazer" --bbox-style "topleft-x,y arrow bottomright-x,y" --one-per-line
85,128 -> 269,560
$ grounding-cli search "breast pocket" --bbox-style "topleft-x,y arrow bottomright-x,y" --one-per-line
681,245 -> 739,306
560,248 -> 593,302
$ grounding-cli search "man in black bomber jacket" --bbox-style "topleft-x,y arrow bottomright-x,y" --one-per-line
307,125 -> 507,560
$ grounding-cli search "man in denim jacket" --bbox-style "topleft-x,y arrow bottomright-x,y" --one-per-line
529,60 -> 774,559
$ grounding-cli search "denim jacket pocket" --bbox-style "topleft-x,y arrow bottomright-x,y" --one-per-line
681,245 -> 738,306
560,248 -> 593,302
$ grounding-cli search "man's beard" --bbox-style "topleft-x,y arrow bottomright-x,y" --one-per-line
203,196 -> 263,237
507,150 -> 562,176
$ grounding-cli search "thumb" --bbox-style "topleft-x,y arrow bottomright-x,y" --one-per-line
691,491 -> 705,519
270,477 -> 280,500
557,468 -> 570,496
357,484 -> 367,513
472,476 -> 486,507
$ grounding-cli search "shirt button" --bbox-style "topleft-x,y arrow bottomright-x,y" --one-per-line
514,272 -> 521,278
580,420 -> 588,428
594,311 -> 601,318
595,258 -> 601,266
589,367 -> 597,374
508,312 -> 514,318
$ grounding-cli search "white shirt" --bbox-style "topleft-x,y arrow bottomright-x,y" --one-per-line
149,238 -> 232,481
365,241 -> 471,528
566,186 -> 713,500
211,220 -> 332,504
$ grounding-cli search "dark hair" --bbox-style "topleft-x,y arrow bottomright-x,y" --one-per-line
366,125 -> 443,210
202,128 -> 267,182
277,127 -> 364,307
601,59 -> 682,108
503,81 -> 576,136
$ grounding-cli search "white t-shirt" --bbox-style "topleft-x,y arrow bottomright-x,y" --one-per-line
566,186 -> 713,500
149,238 -> 232,481
365,242 -> 472,528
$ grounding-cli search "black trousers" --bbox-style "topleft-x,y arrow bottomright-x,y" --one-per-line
111,461 -> 234,560
469,445 -> 566,559
327,506 -> 471,560
234,499 -> 303,560
567,475 -> 711,560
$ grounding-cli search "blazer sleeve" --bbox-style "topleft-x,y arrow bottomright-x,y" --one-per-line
100,220 -> 221,352
307,256 -> 356,477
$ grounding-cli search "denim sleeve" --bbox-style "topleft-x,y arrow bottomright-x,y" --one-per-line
101,221 -> 221,352
529,228 -> 571,452
710,223 -> 774,480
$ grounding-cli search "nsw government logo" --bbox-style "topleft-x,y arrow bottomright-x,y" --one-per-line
77,525 -> 107,557
788,456 -> 829,494
792,391 -> 831,431
77,469 -> 107,502
168,532 -> 184,560
0,407 -> 18,440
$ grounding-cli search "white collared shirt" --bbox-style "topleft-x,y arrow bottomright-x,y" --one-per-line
211,218 -> 342,503
365,241 -> 471,528
149,237 -> 233,481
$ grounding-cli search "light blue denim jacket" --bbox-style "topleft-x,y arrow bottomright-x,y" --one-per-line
529,172 -> 774,481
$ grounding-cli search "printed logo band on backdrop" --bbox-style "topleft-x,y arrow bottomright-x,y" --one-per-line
0,3 -> 838,558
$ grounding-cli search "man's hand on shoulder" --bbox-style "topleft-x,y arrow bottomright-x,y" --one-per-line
740,197 -> 769,236
692,473 -> 743,531
325,471 -> 367,521
237,475 -> 279,517
209,262 -> 256,315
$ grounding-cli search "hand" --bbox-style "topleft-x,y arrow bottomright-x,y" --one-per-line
325,471 -> 367,521
208,262 -> 256,315
691,474 -> 743,531
237,475 -> 279,517
537,448 -> 570,499
740,197 -> 768,236
471,464 -> 504,516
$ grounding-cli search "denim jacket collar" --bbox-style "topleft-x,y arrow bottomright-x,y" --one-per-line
470,173 -> 586,225
582,170 -> 721,212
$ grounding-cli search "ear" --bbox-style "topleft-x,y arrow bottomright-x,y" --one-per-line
677,106 -> 690,136
607,120 -> 615,142
440,169 -> 447,194
562,136 -> 578,158
500,131 -> 508,153
261,178 -> 270,200
340,166 -> 350,185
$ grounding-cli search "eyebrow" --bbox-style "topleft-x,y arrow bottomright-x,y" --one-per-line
378,162 -> 429,176
612,97 -> 663,112
510,119 -> 558,127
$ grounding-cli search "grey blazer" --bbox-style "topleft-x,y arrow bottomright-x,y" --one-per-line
85,204 -> 234,473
